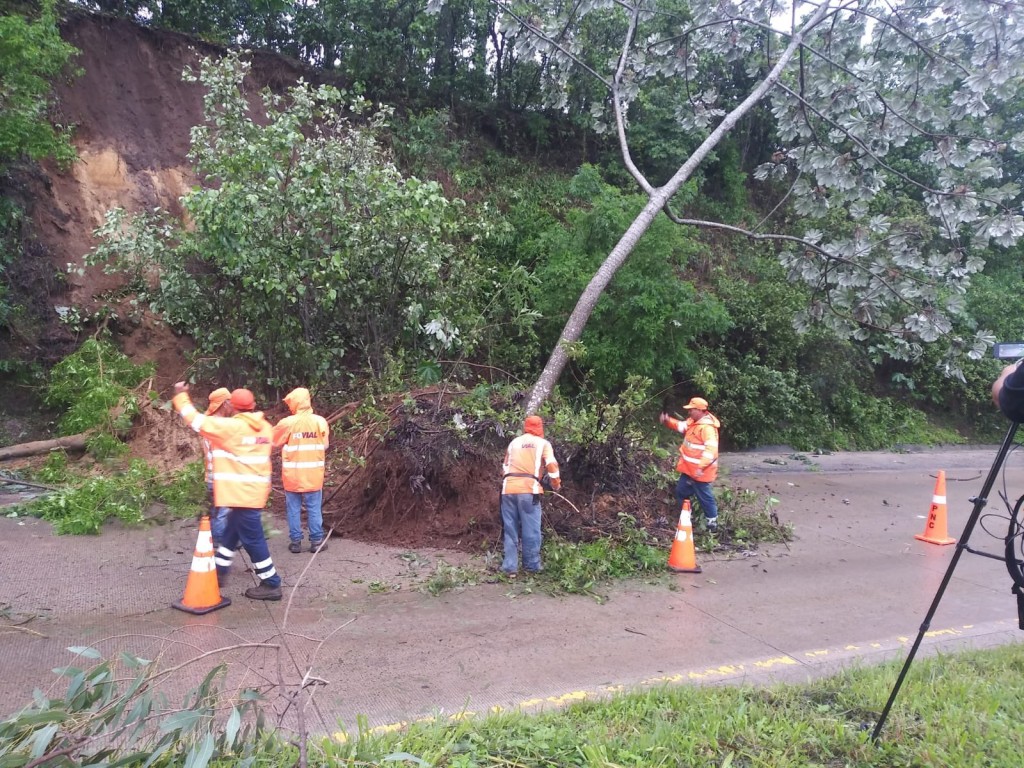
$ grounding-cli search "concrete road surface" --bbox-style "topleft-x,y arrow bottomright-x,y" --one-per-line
2,445 -> 1023,737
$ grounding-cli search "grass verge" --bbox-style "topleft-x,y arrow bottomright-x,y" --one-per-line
321,643 -> 1024,766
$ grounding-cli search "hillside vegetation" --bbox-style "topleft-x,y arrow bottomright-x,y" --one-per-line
2,4 -> 1024,765
1,3 -> 1023,541
4,4 -> 1022,451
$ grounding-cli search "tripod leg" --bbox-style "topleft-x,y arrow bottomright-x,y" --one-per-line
871,421 -> 1020,741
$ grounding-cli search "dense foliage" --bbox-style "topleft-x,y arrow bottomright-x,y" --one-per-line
4,1 -> 1020,448
0,0 -> 79,339
44,337 -> 153,444
0,0 -> 77,171
87,52 -> 533,388
20,453 -> 205,534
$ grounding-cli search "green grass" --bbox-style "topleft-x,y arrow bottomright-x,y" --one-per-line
4,636 -> 1021,766
315,644 -> 1024,767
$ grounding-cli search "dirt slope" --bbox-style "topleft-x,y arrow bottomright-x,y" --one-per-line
11,12 -> 681,554
22,11 -> 332,392
9,13 -> 542,552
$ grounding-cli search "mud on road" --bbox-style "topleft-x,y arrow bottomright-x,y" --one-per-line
2,444 -> 1023,734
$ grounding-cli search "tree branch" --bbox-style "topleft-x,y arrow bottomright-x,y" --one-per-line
661,215 -> 929,311
775,81 -> 1014,213
612,3 -> 654,194
488,0 -> 612,89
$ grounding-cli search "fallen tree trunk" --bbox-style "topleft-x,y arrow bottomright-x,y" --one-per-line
0,433 -> 89,461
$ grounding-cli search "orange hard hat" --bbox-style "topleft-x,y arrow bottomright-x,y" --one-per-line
524,415 -> 544,437
230,388 -> 256,411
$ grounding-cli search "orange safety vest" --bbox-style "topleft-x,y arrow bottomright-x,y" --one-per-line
502,433 -> 560,495
173,393 -> 273,509
663,412 -> 720,482
273,388 -> 329,493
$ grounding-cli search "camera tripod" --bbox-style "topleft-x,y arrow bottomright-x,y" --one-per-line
872,421 -> 1024,740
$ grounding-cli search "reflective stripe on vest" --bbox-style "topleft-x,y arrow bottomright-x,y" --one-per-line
277,413 -> 328,493
174,393 -> 274,509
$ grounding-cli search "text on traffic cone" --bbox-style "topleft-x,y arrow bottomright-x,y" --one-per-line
668,499 -> 702,573
914,469 -> 955,546
172,515 -> 231,614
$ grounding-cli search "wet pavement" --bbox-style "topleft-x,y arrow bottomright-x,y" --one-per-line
1,445 -> 1023,736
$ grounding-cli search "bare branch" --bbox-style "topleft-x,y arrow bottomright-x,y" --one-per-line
662,214 -> 927,311
752,168 -> 804,232
612,4 -> 654,193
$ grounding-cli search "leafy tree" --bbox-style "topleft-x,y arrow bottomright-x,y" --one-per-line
531,166 -> 729,397
0,0 -> 78,340
72,0 -> 292,47
447,0 -> 1024,411
87,52 -> 498,387
0,0 -> 78,170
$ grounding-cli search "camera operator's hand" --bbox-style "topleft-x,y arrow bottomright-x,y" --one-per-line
992,361 -> 1022,407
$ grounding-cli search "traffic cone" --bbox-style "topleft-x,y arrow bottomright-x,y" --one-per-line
668,499 -> 702,573
914,470 -> 956,546
172,515 -> 231,614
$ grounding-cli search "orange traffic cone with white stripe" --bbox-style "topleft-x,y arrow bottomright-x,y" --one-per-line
914,470 -> 955,546
668,499 -> 702,573
172,515 -> 231,614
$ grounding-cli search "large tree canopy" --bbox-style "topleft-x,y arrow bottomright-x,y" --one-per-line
435,0 -> 1024,411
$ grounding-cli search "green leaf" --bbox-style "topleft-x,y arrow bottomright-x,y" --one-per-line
383,753 -> 430,765
67,646 -> 102,660
107,751 -> 158,768
183,732 -> 215,768
120,651 -> 153,669
140,737 -> 175,768
64,671 -> 86,705
159,709 -> 202,734
224,707 -> 241,747
10,711 -> 66,727
28,723 -> 58,760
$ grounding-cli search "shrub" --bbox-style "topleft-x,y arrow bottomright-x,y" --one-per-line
43,338 -> 154,440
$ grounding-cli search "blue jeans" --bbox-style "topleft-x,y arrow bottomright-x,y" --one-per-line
500,493 -> 542,573
206,481 -> 229,544
215,508 -> 281,588
674,474 -> 718,522
285,490 -> 324,543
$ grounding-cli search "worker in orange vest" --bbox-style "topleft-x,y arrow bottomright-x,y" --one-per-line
659,396 -> 720,533
273,387 -> 330,553
173,382 -> 282,601
201,387 -> 231,546
500,415 -> 561,577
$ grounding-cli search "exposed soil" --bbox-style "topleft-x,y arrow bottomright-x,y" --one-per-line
120,385 -> 677,553
4,11 -> 705,554
12,11 -> 340,393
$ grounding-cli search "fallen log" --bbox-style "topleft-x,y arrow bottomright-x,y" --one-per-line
0,433 -> 89,461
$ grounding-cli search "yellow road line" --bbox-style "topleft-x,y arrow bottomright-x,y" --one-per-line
331,620 -> 1013,742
